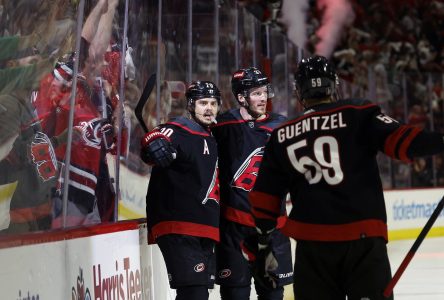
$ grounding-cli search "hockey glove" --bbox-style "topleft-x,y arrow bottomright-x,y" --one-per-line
241,231 -> 279,291
140,130 -> 176,167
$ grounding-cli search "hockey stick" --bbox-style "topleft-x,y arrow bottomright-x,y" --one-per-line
383,195 -> 444,298
135,73 -> 156,133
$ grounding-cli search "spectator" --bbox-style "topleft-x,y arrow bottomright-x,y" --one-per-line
32,0 -> 122,227
407,104 -> 429,129
411,157 -> 433,187
0,44 -> 57,234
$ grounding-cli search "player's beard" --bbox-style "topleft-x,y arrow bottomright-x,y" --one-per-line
246,102 -> 266,120
194,110 -> 216,127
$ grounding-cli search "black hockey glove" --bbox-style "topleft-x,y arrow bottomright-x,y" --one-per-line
241,229 -> 279,291
140,130 -> 176,167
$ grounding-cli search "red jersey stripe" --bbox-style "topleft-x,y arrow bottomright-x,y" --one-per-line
167,121 -> 210,136
384,125 -> 409,159
249,190 -> 281,215
150,221 -> 219,243
223,205 -> 287,228
398,127 -> 422,162
280,218 -> 388,241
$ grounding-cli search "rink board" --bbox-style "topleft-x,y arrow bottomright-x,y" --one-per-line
0,221 -> 174,299
0,188 -> 443,299
385,188 -> 444,240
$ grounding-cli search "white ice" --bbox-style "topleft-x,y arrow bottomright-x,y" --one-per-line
209,236 -> 444,299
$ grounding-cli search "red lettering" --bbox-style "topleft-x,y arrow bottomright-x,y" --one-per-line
124,257 -> 130,299
93,265 -> 102,300
135,270 -> 142,300
119,274 -> 125,299
129,272 -> 135,299
103,277 -> 111,299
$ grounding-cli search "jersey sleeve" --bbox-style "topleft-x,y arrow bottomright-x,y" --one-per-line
365,106 -> 444,162
250,131 -> 289,223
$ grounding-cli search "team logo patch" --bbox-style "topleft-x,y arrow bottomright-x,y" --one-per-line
194,263 -> 205,272
231,147 -> 264,191
218,269 -> 232,278
202,161 -> 220,205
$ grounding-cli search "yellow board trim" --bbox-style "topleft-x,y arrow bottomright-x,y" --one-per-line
388,226 -> 444,241
118,202 -> 145,220
0,181 -> 18,203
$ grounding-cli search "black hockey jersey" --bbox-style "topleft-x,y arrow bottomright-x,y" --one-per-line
146,116 -> 220,243
212,109 -> 286,227
250,99 -> 444,242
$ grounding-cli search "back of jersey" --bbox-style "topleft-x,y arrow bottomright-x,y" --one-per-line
266,99 -> 389,227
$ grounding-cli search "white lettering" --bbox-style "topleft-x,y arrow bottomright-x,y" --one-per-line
331,113 -> 338,129
278,271 -> 294,279
278,128 -> 285,143
285,126 -> 294,140
278,112 -> 347,143
295,122 -> 301,136
321,116 -> 329,130
203,140 -> 210,155
302,118 -> 310,132
339,112 -> 346,128
312,116 -> 320,130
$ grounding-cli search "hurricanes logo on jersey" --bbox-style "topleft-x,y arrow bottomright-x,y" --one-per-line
231,147 -> 264,191
202,160 -> 220,205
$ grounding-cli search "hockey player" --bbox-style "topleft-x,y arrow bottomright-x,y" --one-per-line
140,81 -> 221,300
211,67 -> 293,300
249,55 -> 444,300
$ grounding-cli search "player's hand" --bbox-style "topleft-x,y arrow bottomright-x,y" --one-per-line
140,130 -> 176,167
241,232 -> 279,291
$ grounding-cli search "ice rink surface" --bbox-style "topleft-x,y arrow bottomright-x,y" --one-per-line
209,236 -> 444,300
387,236 -> 444,300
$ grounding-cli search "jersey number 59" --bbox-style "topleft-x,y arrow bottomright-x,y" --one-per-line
286,136 -> 344,185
